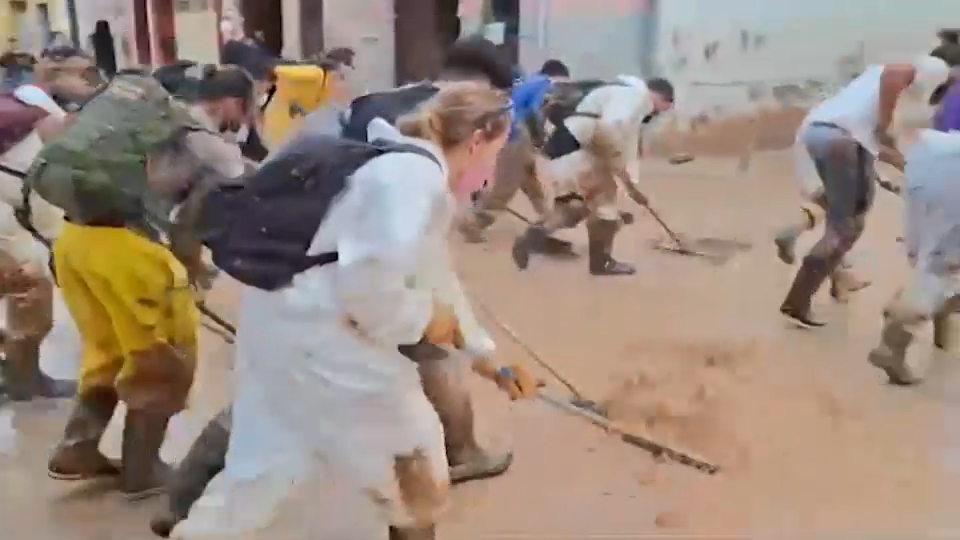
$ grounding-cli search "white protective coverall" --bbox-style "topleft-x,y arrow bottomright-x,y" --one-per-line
897,128 -> 960,322
0,85 -> 80,380
173,118 -> 494,538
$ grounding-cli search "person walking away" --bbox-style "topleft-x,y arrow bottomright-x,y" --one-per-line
458,59 -> 572,247
90,21 -> 117,79
511,76 -> 674,275
32,68 -> 251,499
170,82 -> 537,540
867,126 -> 960,384
778,54 -> 955,328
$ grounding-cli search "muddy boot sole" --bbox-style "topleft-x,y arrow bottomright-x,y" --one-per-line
780,306 -> 826,329
449,451 -> 513,485
868,349 -> 920,386
150,512 -> 177,538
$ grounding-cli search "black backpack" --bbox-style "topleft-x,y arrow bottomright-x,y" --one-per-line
196,131 -> 440,291
541,79 -> 628,160
342,82 -> 440,142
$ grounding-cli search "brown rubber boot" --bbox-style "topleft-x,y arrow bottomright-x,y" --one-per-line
587,219 -> 635,276
829,266 -> 872,303
779,255 -> 831,328
511,224 -> 548,270
388,525 -> 436,540
47,387 -> 121,480
121,409 -> 173,501
2,337 -> 77,401
868,322 -> 919,386
150,408 -> 232,537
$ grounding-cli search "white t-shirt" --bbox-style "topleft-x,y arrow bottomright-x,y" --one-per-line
804,56 -> 951,156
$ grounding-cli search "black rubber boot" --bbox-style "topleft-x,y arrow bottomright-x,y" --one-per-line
48,387 -> 121,480
150,408 -> 232,537
868,322 -> 919,385
389,525 -> 437,540
779,255 -> 832,328
587,219 -> 635,276
121,409 -> 173,501
1,337 -> 76,401
511,224 -> 550,270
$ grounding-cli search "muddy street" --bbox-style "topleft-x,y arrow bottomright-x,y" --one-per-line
3,149 -> 960,538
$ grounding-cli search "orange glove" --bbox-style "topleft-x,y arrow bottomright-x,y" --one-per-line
422,301 -> 463,347
490,363 -> 539,400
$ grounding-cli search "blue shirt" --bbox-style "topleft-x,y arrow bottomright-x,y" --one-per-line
509,75 -> 552,140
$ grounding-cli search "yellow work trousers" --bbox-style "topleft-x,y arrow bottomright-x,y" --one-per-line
53,221 -> 199,414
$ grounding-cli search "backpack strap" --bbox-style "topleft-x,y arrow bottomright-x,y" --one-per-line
288,138 -> 442,275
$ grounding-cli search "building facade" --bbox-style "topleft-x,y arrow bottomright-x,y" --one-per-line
0,0 -> 73,53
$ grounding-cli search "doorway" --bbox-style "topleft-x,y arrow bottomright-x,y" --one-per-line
151,0 -> 178,63
491,0 -> 519,65
394,0 -> 460,84
239,0 -> 282,56
133,0 -> 151,64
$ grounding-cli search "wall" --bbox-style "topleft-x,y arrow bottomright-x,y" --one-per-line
2,0 -> 73,53
322,0 -> 393,91
517,0 -> 646,78
174,0 -> 218,63
74,0 -> 138,67
655,0 -> 954,119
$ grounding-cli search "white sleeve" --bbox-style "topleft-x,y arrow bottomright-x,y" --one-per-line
13,85 -> 66,118
335,152 -> 442,346
599,87 -> 648,184
431,235 -> 496,358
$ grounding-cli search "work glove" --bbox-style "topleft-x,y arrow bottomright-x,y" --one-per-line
494,364 -> 539,400
423,301 -> 464,347
471,358 -> 538,400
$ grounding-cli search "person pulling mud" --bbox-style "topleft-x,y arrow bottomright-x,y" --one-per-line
30,67 -> 251,499
778,53 -> 955,328
868,50 -> 960,385
149,39 -> 521,539
868,127 -> 960,385
458,59 -> 572,248
169,83 -> 536,540
511,75 -> 675,276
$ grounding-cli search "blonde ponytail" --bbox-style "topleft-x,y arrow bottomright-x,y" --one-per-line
396,81 -> 511,149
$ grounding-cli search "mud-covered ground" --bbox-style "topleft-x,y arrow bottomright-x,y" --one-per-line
3,142 -> 960,538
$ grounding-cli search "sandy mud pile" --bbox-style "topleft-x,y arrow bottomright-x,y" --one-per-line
600,337 -> 944,534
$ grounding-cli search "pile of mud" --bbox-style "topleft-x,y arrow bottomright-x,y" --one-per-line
600,339 -> 760,470
601,338 -> 945,534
